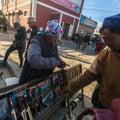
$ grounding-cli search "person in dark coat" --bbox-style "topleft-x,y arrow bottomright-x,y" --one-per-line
0,22 -> 26,68
82,33 -> 91,50
71,33 -> 82,50
19,17 -> 41,84
19,20 -> 66,84
27,17 -> 40,39
25,17 -> 40,55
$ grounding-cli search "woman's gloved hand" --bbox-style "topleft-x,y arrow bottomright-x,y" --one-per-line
57,61 -> 67,68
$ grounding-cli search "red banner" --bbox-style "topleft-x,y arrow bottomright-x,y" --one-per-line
50,0 -> 82,13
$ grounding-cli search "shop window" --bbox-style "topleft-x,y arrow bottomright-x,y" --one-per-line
23,11 -> 28,16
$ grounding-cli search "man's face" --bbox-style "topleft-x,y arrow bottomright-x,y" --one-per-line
101,28 -> 120,51
14,26 -> 19,31
28,22 -> 35,28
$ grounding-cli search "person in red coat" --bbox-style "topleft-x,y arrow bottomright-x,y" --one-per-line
95,38 -> 105,53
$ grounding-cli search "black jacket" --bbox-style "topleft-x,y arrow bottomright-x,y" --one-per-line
30,25 -> 39,39
13,26 -> 26,47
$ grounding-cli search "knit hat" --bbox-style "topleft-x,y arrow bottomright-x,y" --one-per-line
14,22 -> 20,28
27,17 -> 37,23
102,14 -> 120,28
45,20 -> 63,38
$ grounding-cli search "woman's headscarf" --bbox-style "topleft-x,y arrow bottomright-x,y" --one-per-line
45,20 -> 63,38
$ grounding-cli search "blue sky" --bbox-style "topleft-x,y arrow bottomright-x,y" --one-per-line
0,0 -> 1,10
0,0 -> 119,23
82,0 -> 120,22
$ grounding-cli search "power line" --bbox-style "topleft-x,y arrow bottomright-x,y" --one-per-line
83,8 -> 119,13
83,4 -> 120,9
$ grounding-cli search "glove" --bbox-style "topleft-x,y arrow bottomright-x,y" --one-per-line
60,85 -> 73,97
57,61 -> 66,68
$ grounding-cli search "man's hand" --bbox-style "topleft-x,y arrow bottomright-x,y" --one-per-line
60,85 -> 73,96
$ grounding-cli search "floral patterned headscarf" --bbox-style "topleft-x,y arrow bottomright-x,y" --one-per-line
45,20 -> 63,38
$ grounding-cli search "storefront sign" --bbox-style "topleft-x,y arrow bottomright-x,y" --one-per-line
50,0 -> 82,13
80,15 -> 97,28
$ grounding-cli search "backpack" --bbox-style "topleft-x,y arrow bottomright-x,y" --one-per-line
77,98 -> 120,120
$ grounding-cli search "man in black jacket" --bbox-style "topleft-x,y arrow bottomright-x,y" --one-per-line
0,22 -> 26,68
27,17 -> 40,39
19,17 -> 41,83
25,17 -> 40,55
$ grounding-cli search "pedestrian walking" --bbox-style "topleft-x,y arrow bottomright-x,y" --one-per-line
0,22 -> 26,68
82,33 -> 90,50
71,33 -> 82,50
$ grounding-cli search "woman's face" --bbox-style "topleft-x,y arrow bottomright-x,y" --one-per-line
47,36 -> 58,45
101,28 -> 120,51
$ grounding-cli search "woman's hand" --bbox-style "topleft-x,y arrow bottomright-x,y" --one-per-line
57,61 -> 67,68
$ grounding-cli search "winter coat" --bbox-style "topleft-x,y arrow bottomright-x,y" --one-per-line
70,48 -> 120,108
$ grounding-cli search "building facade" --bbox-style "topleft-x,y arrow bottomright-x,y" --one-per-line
78,15 -> 98,35
2,0 -> 84,39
